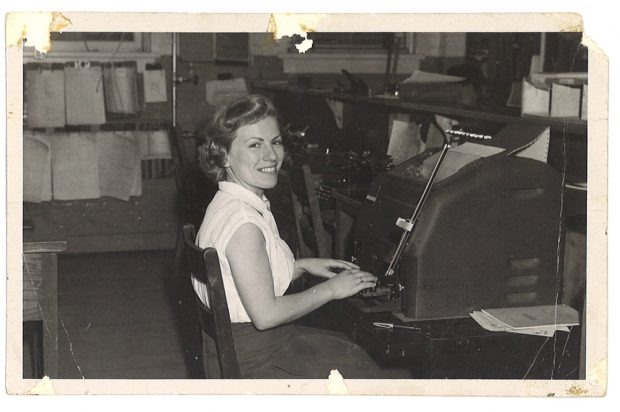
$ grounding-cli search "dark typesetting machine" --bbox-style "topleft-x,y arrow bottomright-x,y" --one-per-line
351,123 -> 564,320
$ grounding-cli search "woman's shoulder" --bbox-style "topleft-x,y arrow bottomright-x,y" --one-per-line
207,190 -> 261,221
201,191 -> 265,238
198,192 -> 265,249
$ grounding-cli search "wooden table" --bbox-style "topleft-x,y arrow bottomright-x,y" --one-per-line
23,240 -> 66,378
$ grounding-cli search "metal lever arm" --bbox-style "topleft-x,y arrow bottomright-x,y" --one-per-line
384,142 -> 451,278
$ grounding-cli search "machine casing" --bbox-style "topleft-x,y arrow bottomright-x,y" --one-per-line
354,126 -> 563,319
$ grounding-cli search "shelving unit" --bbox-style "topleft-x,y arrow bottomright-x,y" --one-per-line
22,55 -> 179,253
256,82 -> 587,219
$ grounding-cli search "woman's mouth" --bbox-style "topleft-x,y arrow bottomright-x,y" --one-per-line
258,166 -> 277,174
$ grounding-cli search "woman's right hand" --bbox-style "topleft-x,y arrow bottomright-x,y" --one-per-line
324,269 -> 377,300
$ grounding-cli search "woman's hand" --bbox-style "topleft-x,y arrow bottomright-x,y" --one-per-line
294,258 -> 359,279
324,269 -> 377,300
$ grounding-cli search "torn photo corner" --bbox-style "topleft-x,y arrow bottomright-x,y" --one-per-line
5,12 -> 607,397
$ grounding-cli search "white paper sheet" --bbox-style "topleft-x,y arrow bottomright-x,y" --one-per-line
143,69 -> 168,103
51,132 -> 101,200
422,142 -> 504,182
136,130 -> 172,159
96,131 -> 141,201
581,84 -> 588,121
205,78 -> 248,106
481,304 -> 579,329
516,127 -> 550,163
26,69 -> 66,128
550,83 -> 581,118
325,98 -> 344,129
64,66 -> 107,125
23,131 -> 52,202
470,310 -> 571,338
521,78 -> 550,117
387,119 -> 424,165
147,130 -> 172,159
402,69 -> 465,84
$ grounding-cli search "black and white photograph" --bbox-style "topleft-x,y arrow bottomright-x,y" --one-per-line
4,11 -> 609,397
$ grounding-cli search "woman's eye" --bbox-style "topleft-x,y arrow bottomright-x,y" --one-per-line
249,143 -> 260,148
273,140 -> 283,146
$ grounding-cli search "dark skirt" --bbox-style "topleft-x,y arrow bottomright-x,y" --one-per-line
202,322 -> 409,379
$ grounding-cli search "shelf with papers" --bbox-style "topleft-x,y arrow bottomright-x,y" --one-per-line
254,82 -> 587,136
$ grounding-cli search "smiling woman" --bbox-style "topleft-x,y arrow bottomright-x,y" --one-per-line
193,95 -> 409,379
225,116 -> 284,196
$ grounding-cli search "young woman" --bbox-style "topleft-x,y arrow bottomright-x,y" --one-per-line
194,94 -> 406,379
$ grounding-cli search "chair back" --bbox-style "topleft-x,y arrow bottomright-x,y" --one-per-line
168,128 -> 217,227
182,224 -> 240,378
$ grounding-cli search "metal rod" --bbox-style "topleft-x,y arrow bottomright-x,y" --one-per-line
172,32 -> 177,128
539,33 -> 547,72
384,142 -> 451,278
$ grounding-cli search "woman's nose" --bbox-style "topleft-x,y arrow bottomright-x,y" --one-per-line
263,144 -> 278,161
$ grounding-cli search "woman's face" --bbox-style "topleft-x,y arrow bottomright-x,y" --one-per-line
225,116 -> 285,196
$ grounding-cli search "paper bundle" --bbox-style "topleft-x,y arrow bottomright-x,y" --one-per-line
470,304 -> 579,337
103,65 -> 140,114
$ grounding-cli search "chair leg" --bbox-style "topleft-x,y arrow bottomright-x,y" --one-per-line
174,226 -> 185,276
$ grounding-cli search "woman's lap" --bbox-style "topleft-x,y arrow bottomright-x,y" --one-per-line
246,326 -> 410,379
203,323 -> 411,379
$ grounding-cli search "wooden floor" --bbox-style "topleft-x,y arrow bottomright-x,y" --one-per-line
54,250 -> 204,379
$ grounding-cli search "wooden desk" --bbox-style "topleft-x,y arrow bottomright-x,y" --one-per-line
23,240 -> 66,378
335,300 -> 582,379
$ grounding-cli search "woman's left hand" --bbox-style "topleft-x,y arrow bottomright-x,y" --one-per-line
295,258 -> 360,279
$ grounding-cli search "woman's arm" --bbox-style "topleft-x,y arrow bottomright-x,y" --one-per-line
292,258 -> 359,280
226,223 -> 376,330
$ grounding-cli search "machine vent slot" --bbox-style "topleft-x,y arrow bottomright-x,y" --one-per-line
505,274 -> 539,287
505,292 -> 538,304
510,187 -> 544,200
508,257 -> 541,271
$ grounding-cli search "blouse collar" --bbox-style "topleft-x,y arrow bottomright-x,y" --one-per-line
218,181 -> 270,214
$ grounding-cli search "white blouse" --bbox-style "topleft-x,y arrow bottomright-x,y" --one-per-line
192,181 -> 295,323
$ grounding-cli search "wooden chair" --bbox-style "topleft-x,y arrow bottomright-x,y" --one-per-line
182,224 -> 240,379
288,164 -> 333,258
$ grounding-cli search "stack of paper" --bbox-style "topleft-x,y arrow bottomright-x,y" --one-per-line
470,304 -> 579,337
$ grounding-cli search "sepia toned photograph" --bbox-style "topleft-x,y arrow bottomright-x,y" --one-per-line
4,12 -> 608,396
